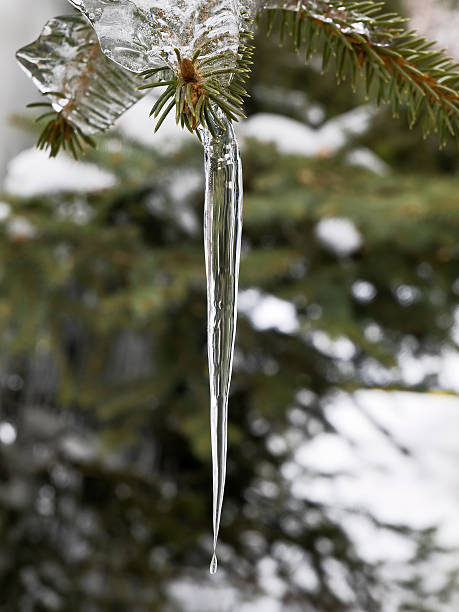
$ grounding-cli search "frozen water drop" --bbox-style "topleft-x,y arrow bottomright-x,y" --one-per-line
210,553 -> 218,575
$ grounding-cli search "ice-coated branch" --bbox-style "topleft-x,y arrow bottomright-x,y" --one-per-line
138,37 -> 253,135
68,0 -> 243,72
258,0 -> 459,143
16,14 -> 145,157
17,0 -> 459,152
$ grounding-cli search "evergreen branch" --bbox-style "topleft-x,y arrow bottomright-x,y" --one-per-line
261,0 -> 459,144
17,15 -> 145,159
26,99 -> 96,159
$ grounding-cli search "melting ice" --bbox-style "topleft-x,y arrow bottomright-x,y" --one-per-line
199,114 -> 243,574
68,0 -> 243,72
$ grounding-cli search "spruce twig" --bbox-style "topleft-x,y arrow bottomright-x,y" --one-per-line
262,0 -> 459,144
138,13 -> 254,137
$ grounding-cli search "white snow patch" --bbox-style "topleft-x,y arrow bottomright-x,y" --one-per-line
405,0 -> 459,60
315,217 -> 363,256
169,582 -> 237,612
352,279 -> 377,302
60,434 -> 98,462
0,202 -> 11,221
292,390 -> 459,550
340,513 -> 416,563
238,289 -> 299,334
345,147 -> 389,174
0,422 -> 17,445
7,216 -> 37,240
308,331 -> 356,360
239,598 -> 282,612
117,94 -> 194,153
236,106 -> 376,157
4,148 -> 117,197
295,433 -> 359,473
439,348 -> 459,394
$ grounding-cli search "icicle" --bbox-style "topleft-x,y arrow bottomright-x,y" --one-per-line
198,113 -> 243,575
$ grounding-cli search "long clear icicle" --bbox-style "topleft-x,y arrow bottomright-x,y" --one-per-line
198,115 -> 243,575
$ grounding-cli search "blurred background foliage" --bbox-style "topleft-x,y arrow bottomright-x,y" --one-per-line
1,1 -> 459,611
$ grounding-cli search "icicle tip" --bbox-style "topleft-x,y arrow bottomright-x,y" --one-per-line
210,553 -> 218,575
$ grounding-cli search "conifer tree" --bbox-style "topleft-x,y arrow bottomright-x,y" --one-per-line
5,2 -> 458,608
1,118 -> 459,611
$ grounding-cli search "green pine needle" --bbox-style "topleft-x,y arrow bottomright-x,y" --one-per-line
139,20 -> 254,138
28,100 -> 96,159
263,0 -> 459,145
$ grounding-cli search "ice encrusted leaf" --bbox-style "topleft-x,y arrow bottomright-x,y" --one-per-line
16,14 -> 145,135
68,0 -> 243,72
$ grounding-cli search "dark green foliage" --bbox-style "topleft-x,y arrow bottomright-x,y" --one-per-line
0,130 -> 459,609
